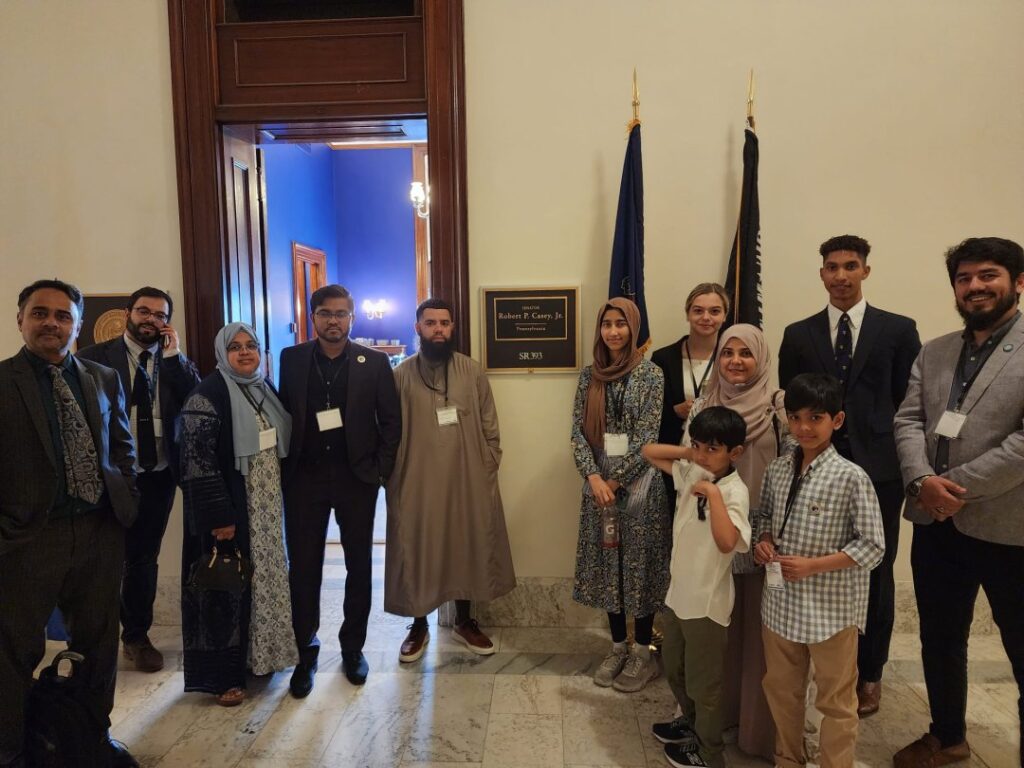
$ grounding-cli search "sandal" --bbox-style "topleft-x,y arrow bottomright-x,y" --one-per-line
216,687 -> 245,707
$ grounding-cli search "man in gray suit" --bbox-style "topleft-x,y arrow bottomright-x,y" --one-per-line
894,238 -> 1024,768
0,280 -> 140,767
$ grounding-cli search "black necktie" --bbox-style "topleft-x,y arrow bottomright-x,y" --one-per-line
835,313 -> 853,389
132,350 -> 157,471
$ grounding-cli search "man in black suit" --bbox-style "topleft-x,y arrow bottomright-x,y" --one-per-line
0,279 -> 140,767
279,284 -> 401,696
778,235 -> 921,717
78,287 -> 200,672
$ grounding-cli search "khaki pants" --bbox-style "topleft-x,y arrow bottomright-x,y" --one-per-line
762,625 -> 859,768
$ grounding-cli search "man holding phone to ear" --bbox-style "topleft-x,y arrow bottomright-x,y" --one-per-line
78,287 -> 200,672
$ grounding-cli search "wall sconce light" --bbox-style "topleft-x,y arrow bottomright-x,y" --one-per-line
362,299 -> 389,319
409,181 -> 429,219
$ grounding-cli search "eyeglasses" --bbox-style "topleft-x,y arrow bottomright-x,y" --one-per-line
314,310 -> 352,321
227,342 -> 260,353
133,307 -> 169,323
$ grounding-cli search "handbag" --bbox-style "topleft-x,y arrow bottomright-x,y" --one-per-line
188,543 -> 253,594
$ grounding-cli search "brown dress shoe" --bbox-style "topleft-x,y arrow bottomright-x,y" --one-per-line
453,619 -> 495,655
893,734 -> 970,768
122,638 -> 164,673
857,680 -> 881,717
399,623 -> 430,663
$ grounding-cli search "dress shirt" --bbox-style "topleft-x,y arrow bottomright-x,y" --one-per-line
123,333 -> 168,471
758,445 -> 884,643
301,342 -> 350,466
827,298 -> 867,352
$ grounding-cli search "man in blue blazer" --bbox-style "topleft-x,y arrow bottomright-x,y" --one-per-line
78,287 -> 200,673
278,284 -> 401,696
0,279 -> 140,767
779,235 -> 921,717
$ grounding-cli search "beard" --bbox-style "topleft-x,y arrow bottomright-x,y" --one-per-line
419,334 -> 455,362
956,290 -> 1018,331
126,317 -> 160,345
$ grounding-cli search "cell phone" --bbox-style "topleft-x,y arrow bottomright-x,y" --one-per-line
161,329 -> 171,348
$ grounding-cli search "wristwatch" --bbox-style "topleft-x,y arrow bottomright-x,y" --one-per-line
906,475 -> 934,498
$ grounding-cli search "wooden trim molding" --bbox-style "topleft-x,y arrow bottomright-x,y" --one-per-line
292,242 -> 328,342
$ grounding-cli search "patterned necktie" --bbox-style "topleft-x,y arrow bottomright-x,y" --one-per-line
132,350 -> 157,471
835,312 -> 853,389
48,365 -> 104,504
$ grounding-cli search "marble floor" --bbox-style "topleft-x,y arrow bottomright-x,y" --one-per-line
43,545 -> 1020,767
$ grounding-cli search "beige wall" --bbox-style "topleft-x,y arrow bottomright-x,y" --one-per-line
464,0 -> 1024,579
2,1 -> 1023,597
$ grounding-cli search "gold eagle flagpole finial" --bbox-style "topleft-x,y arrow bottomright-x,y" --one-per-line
628,67 -> 641,133
746,68 -> 756,131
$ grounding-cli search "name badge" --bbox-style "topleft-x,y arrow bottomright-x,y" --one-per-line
259,427 -> 277,451
153,417 -> 163,438
316,408 -> 343,432
765,561 -> 785,591
935,410 -> 967,439
604,433 -> 628,456
436,406 -> 459,426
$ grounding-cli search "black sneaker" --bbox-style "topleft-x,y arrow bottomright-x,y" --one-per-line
651,716 -> 698,746
664,742 -> 708,768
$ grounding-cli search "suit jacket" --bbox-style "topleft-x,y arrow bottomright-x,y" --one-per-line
894,317 -> 1024,545
77,337 -> 201,478
651,336 -> 687,446
278,340 -> 401,487
0,349 -> 139,555
779,304 -> 921,483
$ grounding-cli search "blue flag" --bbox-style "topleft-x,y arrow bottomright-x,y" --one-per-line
723,128 -> 763,329
608,122 -> 650,349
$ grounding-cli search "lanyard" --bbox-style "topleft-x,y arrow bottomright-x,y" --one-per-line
240,385 -> 266,418
417,356 -> 450,405
696,467 -> 734,521
949,338 -> 993,412
314,352 -> 345,408
777,451 -> 813,542
605,373 -> 631,425
683,337 -> 714,401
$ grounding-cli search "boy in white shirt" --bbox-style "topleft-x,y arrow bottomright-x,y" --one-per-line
643,406 -> 751,768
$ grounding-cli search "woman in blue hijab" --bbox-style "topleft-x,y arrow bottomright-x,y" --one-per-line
178,323 -> 297,705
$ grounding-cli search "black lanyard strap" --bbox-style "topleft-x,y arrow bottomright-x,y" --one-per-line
683,338 -> 715,401
240,385 -> 266,418
314,353 -> 345,408
777,451 -> 812,542
605,373 -> 631,426
950,339 -> 991,411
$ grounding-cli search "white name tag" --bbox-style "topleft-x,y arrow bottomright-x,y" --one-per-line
436,406 -> 459,426
153,417 -> 163,438
766,561 -> 785,591
316,408 -> 343,432
259,427 -> 277,451
604,433 -> 628,456
935,410 -> 967,439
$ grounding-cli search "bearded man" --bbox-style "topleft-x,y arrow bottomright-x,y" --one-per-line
384,298 -> 516,663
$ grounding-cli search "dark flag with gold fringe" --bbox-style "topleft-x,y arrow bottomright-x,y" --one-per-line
608,115 -> 650,350
723,126 -> 763,329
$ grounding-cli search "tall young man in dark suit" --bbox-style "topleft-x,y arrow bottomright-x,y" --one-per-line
0,280 -> 140,768
778,235 -> 921,717
278,284 -> 401,696
78,287 -> 200,672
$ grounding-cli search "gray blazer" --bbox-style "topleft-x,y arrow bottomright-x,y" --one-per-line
894,317 -> 1024,545
0,349 -> 139,555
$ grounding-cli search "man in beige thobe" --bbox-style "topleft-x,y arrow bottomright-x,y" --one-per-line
385,298 -> 516,662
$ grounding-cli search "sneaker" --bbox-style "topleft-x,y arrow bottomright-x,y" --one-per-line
652,716 -> 699,747
612,647 -> 660,692
122,637 -> 164,673
593,645 -> 629,687
664,742 -> 709,767
399,623 -> 430,663
453,619 -> 495,655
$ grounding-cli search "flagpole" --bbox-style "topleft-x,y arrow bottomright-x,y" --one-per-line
628,67 -> 641,132
733,69 -> 755,323
746,68 -> 756,131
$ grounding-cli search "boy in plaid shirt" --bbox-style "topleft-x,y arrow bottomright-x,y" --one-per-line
754,373 -> 884,768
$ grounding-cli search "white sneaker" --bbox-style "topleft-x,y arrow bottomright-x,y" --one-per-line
593,645 -> 629,687
613,648 -> 660,692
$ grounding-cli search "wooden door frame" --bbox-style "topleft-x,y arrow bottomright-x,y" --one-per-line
292,242 -> 328,343
167,0 -> 469,373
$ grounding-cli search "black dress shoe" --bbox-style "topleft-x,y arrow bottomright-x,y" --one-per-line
289,661 -> 317,699
341,651 -> 369,685
107,738 -> 140,768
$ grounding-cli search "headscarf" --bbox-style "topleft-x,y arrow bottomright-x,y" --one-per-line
583,298 -> 645,448
214,322 -> 292,475
697,323 -> 778,505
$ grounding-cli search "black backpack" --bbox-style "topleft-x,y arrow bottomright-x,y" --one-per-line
24,651 -> 111,768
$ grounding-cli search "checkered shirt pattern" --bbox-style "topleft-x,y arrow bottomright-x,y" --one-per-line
757,445 -> 884,644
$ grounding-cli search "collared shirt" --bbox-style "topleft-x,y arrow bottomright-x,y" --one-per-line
758,445 -> 884,644
934,311 -> 1021,474
301,342 -> 351,465
827,298 -> 867,352
123,333 -> 167,471
22,347 -> 105,518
